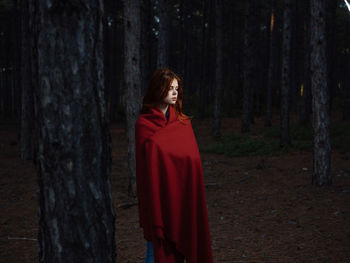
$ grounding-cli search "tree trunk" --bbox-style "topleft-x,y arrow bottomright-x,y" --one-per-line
157,0 -> 170,68
212,0 -> 223,137
344,16 -> 350,121
199,0 -> 209,118
280,0 -> 292,147
35,1 -> 116,262
11,0 -> 21,120
265,0 -> 277,127
242,0 -> 258,133
327,0 -> 338,112
20,0 -> 34,160
310,0 -> 331,186
344,53 -> 350,120
141,0 -> 152,94
300,0 -> 312,125
123,0 -> 142,197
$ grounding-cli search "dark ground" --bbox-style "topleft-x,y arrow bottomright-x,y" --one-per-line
1,114 -> 350,262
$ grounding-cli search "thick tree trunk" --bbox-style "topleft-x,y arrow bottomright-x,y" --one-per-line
212,0 -> 223,137
157,0 -> 170,68
310,0 -> 331,186
280,0 -> 292,147
20,0 -> 34,160
265,0 -> 277,127
123,0 -> 142,197
242,0 -> 258,133
35,1 -> 116,262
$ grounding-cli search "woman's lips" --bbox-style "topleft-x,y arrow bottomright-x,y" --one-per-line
172,98 -> 177,100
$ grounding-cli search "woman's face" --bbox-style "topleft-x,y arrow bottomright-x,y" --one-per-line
163,78 -> 178,105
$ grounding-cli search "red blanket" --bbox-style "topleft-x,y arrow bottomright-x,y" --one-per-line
135,104 -> 213,262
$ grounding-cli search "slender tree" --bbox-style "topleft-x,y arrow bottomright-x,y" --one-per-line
123,0 -> 142,197
199,0 -> 210,118
327,0 -> 338,112
242,0 -> 259,133
141,0 -> 153,94
344,15 -> 350,121
310,0 -> 331,185
157,0 -> 170,68
300,0 -> 312,124
265,0 -> 277,127
35,1 -> 116,261
20,0 -> 34,160
280,0 -> 292,146
212,0 -> 223,137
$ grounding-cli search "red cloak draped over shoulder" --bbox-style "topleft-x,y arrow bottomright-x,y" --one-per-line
135,104 -> 213,263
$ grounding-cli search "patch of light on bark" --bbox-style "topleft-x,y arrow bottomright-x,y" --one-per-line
66,159 -> 73,171
67,178 -> 76,197
42,76 -> 51,107
62,104 -> 70,116
72,60 -> 78,75
51,218 -> 62,253
48,187 -> 55,211
89,181 -> 101,200
76,21 -> 85,56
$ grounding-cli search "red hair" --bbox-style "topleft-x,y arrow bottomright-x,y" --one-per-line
141,68 -> 192,122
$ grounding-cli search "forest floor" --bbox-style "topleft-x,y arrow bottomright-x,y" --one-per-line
1,114 -> 350,263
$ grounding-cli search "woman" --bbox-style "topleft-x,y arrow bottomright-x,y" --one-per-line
135,68 -> 213,263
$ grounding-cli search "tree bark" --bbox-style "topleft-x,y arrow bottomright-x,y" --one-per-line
310,0 -> 331,186
123,0 -> 142,197
35,1 -> 116,262
280,0 -> 292,147
212,0 -> 223,137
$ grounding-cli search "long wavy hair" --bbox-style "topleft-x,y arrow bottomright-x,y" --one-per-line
140,68 -> 192,122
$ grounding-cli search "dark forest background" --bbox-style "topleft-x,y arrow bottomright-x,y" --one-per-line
1,0 -> 350,262
1,0 -> 349,122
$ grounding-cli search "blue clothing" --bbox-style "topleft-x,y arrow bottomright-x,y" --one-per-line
145,240 -> 154,263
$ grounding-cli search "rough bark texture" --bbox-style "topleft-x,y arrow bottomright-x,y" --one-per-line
20,0 -> 34,160
310,0 -> 331,186
265,0 -> 277,127
123,0 -> 142,197
280,0 -> 292,146
35,1 -> 116,262
242,0 -> 258,133
157,0 -> 170,68
212,0 -> 223,137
